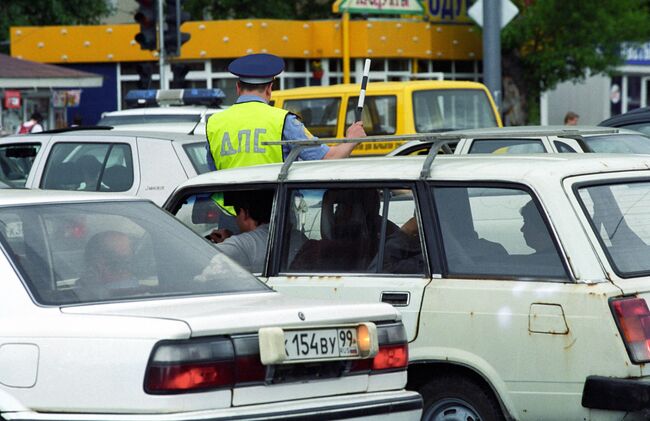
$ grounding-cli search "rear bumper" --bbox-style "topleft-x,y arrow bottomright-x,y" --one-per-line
2,390 -> 422,421
582,375 -> 650,411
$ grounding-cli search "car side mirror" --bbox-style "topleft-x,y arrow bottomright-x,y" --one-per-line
191,195 -> 221,224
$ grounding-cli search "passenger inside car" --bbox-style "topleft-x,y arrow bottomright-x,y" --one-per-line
77,230 -> 139,298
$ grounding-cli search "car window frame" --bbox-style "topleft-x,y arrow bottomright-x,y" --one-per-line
573,176 -> 650,279
268,181 -> 433,278
39,140 -> 136,193
428,180 -> 574,282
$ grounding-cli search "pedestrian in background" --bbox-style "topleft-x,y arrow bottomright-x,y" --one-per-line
205,53 -> 365,171
564,111 -> 579,125
17,112 -> 44,134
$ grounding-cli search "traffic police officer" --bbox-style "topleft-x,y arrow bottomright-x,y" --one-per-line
205,53 -> 365,171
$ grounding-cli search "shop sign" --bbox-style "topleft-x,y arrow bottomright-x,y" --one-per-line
52,90 -> 82,108
338,0 -> 425,15
4,91 -> 21,109
623,43 -> 650,66
426,0 -> 473,23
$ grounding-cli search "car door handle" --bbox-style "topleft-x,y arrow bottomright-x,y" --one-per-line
381,291 -> 410,307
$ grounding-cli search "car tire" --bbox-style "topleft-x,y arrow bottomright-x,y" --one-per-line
420,374 -> 503,421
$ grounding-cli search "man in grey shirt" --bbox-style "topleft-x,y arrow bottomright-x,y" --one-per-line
207,190 -> 273,273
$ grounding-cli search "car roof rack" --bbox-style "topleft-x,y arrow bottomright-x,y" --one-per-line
263,127 -> 620,181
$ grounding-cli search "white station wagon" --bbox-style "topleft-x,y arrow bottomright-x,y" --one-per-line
0,189 -> 421,420
166,146 -> 650,420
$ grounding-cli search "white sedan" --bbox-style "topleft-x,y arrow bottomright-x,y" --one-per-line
0,189 -> 421,420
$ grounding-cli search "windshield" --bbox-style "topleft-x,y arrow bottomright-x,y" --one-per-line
0,201 -> 267,305
583,134 -> 650,153
98,114 -> 201,126
0,143 -> 40,188
413,89 -> 497,132
578,180 -> 650,276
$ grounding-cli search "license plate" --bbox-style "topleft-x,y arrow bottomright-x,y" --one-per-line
284,328 -> 359,361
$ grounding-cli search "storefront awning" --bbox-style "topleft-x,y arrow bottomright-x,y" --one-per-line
0,54 -> 102,88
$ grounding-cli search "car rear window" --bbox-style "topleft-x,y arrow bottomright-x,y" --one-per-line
183,142 -> 211,174
583,134 -> 650,153
41,143 -> 134,192
468,138 -> 545,154
578,180 -> 650,276
0,143 -> 40,188
413,89 -> 497,132
0,201 -> 267,305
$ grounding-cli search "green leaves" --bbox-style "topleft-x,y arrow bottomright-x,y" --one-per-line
0,0 -> 112,54
502,0 -> 650,96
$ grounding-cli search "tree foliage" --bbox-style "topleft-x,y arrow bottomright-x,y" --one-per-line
501,0 -> 650,123
0,0 -> 112,54
184,0 -> 333,21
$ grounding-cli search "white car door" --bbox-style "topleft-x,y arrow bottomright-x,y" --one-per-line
265,183 -> 431,342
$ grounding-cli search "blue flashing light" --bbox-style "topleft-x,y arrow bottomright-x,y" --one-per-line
124,88 -> 226,108
125,90 -> 158,107
182,89 -> 226,107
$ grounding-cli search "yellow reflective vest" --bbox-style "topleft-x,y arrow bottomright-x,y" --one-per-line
206,101 -> 287,170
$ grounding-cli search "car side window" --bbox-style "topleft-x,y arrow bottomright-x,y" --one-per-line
432,186 -> 568,280
554,140 -> 578,153
283,97 -> 340,137
468,139 -> 546,154
0,143 -> 40,188
279,187 -> 425,274
41,143 -> 134,192
173,191 -> 241,238
345,96 -> 397,135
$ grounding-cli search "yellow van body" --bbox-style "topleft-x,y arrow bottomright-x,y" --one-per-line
271,80 -> 502,155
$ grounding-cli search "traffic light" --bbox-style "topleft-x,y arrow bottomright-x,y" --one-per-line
136,63 -> 154,89
170,63 -> 190,89
134,0 -> 158,51
164,0 -> 191,57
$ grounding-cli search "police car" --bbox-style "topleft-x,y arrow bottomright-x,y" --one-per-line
164,132 -> 650,420
0,129 -> 210,205
98,89 -> 226,135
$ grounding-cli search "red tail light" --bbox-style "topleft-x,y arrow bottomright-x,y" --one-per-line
373,343 -> 408,370
350,323 -> 408,374
611,297 -> 650,363
144,336 -> 266,394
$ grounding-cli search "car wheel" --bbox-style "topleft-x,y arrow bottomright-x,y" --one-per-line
420,375 -> 503,421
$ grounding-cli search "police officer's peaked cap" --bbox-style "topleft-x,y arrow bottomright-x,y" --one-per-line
228,53 -> 284,84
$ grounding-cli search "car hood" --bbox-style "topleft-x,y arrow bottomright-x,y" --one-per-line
61,291 -> 399,336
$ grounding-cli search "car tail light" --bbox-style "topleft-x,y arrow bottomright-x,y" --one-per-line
611,297 -> 650,363
144,336 -> 268,394
350,323 -> 408,373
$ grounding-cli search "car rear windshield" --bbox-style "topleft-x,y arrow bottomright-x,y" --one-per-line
413,89 -> 497,132
0,201 -> 268,305
98,114 -> 201,126
578,180 -> 650,277
582,134 -> 650,153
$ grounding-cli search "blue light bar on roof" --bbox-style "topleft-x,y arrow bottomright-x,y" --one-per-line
124,89 -> 226,108
125,90 -> 157,108
183,89 -> 226,106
